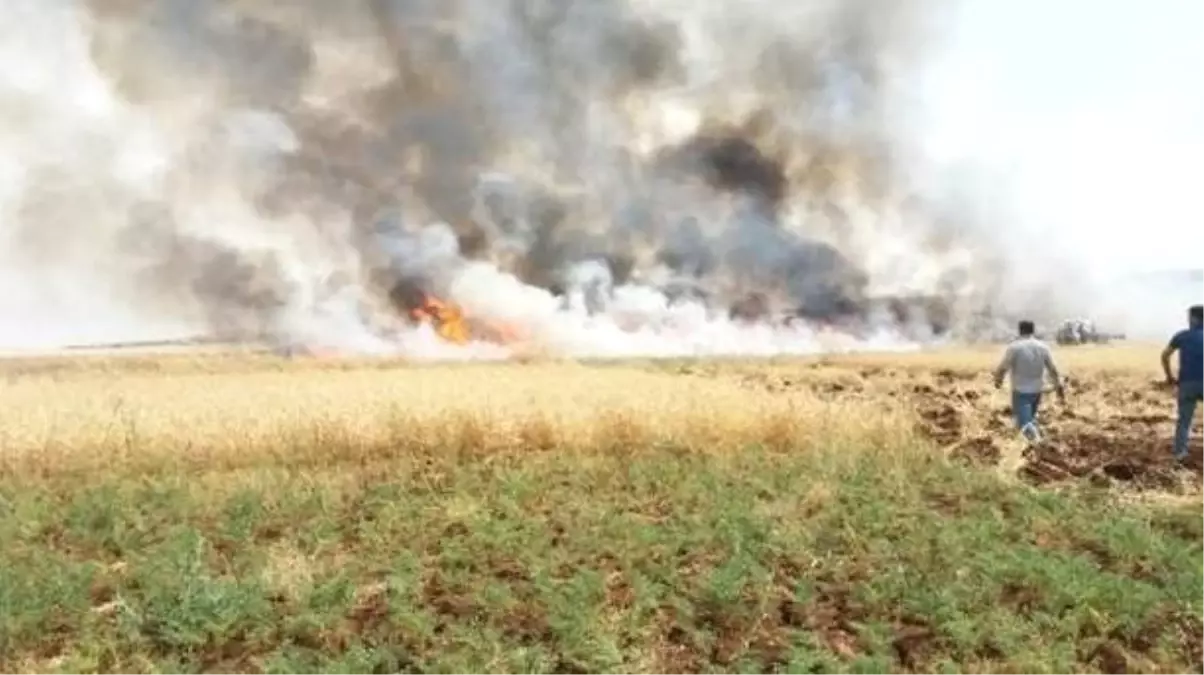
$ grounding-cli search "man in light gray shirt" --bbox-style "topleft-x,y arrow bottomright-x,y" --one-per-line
993,320 -> 1066,443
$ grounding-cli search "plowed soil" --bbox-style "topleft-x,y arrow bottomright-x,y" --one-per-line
935,373 -> 1201,492
733,363 -> 1203,494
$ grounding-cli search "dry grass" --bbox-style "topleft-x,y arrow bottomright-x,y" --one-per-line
822,341 -> 1167,374
0,356 -> 913,481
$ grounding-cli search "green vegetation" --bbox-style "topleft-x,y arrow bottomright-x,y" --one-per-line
2,440 -> 1199,673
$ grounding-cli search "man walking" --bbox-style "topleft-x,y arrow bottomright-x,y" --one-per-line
994,320 -> 1066,443
1161,304 -> 1203,462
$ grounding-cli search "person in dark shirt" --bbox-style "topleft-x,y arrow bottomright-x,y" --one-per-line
1161,304 -> 1204,462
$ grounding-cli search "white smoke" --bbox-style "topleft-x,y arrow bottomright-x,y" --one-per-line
914,0 -> 1204,338
1,0 -> 1197,359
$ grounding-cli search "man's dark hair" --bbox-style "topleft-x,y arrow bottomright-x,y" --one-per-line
1018,320 -> 1035,336
1190,304 -> 1203,325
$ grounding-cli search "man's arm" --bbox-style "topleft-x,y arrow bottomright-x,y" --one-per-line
1162,331 -> 1183,384
1042,345 -> 1065,398
993,345 -> 1013,389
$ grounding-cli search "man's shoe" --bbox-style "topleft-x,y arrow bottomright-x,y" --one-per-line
1020,423 -> 1043,444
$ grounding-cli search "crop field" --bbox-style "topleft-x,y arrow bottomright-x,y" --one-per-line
0,343 -> 1200,673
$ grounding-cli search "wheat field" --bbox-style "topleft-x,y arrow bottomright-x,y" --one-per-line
0,355 -> 915,480
0,342 -> 1200,673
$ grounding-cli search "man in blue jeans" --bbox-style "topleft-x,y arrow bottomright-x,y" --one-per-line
994,320 -> 1066,443
1161,304 -> 1203,462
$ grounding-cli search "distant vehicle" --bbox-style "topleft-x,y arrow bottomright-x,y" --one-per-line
1055,318 -> 1125,346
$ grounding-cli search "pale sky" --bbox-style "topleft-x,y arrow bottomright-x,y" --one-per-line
918,0 -> 1204,277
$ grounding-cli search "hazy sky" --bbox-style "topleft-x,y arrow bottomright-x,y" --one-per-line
919,0 -> 1204,277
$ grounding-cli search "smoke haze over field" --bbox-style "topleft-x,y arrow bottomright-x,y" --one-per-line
0,0 -> 1199,357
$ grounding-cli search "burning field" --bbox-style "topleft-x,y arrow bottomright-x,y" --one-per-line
0,343 -> 1200,673
1,1 -> 1201,672
1,0 -> 1122,359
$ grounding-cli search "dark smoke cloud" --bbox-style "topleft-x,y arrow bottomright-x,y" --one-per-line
29,0 -> 1032,348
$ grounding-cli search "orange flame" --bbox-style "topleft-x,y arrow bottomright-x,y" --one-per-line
409,293 -> 525,346
410,294 -> 470,344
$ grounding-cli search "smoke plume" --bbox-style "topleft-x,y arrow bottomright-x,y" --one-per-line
2,0 -> 1168,358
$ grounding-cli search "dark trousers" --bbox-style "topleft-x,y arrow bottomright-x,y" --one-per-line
1175,380 -> 1203,459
